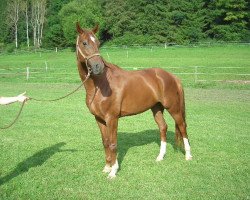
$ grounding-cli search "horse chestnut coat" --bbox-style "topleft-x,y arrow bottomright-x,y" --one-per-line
76,23 -> 192,179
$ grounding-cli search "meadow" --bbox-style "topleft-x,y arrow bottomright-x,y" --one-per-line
0,45 -> 249,199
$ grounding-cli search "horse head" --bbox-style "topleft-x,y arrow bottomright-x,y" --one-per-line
76,22 -> 104,75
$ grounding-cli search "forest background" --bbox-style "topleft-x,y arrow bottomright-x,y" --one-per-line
0,0 -> 249,52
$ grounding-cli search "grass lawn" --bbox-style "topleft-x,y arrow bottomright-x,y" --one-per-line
0,45 -> 249,199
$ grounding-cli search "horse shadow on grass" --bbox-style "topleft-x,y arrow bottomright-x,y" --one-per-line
0,142 -> 77,186
117,129 -> 184,167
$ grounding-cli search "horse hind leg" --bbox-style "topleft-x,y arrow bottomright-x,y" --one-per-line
171,112 -> 192,160
151,103 -> 168,161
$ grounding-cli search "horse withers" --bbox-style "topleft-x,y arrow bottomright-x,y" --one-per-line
76,22 -> 192,179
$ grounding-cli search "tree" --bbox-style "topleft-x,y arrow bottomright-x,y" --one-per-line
23,0 -> 30,48
205,0 -> 249,41
6,0 -> 22,48
1,0 -> 249,48
43,0 -> 70,48
31,0 -> 46,48
0,0 -> 8,44
59,0 -> 103,47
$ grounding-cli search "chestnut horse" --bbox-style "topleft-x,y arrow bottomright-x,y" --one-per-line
76,23 -> 192,179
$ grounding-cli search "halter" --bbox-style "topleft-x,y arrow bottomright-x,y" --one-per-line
76,35 -> 101,77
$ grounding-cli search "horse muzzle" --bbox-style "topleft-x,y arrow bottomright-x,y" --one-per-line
91,61 -> 105,75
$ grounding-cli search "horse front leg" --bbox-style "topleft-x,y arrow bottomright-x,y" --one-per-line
95,117 -> 112,173
106,117 -> 119,179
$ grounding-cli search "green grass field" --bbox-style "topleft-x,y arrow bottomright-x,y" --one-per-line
0,45 -> 249,199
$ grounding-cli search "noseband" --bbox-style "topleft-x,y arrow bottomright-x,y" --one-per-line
76,35 -> 101,76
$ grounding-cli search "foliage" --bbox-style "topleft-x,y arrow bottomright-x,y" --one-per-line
205,0 -> 249,41
42,0 -> 70,48
59,0 -> 103,47
105,33 -> 155,46
0,0 -> 249,48
5,43 -> 16,53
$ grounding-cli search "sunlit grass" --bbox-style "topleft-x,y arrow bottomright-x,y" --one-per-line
0,83 -> 249,199
0,45 -> 249,199
0,45 -> 249,88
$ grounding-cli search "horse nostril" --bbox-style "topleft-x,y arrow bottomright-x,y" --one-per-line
95,64 -> 102,71
95,64 -> 100,69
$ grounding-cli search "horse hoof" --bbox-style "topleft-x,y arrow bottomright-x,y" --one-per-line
185,155 -> 193,161
102,165 -> 112,173
107,173 -> 116,179
156,155 -> 164,162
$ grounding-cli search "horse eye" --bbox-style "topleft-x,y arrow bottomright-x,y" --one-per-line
83,41 -> 87,46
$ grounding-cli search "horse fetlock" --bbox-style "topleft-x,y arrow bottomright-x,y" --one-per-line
109,143 -> 117,151
106,155 -> 112,163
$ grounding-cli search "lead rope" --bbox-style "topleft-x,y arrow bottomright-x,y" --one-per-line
30,36 -> 92,102
1,35 -> 98,129
0,75 -> 89,130
0,100 -> 27,130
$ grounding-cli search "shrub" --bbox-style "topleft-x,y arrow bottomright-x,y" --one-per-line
5,43 -> 16,53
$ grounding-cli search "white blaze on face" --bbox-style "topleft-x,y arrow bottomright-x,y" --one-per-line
90,35 -> 96,43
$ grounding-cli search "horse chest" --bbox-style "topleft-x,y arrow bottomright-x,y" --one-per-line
88,101 -> 101,117
87,95 -> 110,119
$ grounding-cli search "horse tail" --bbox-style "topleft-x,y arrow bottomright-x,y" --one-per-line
175,79 -> 187,147
180,85 -> 186,123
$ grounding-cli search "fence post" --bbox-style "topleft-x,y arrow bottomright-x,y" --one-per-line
165,43 -> 167,49
194,66 -> 198,83
45,61 -> 48,72
56,47 -> 58,53
26,67 -> 29,81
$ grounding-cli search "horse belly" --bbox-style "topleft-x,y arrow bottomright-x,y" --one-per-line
120,86 -> 157,116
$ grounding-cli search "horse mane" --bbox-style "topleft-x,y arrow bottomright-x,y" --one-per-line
103,59 -> 123,72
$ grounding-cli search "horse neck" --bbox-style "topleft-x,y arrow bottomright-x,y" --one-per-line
77,60 -> 95,89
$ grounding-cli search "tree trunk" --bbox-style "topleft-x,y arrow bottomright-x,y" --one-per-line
15,24 -> 18,48
25,3 -> 29,48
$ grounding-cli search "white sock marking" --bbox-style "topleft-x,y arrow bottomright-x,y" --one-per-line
108,159 -> 119,179
156,141 -> 167,161
183,138 -> 192,160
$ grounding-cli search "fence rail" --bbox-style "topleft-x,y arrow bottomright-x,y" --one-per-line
1,44 -> 249,85
1,41 -> 250,55
0,65 -> 249,85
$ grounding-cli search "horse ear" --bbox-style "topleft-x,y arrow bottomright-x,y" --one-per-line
76,22 -> 83,34
92,24 -> 99,34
